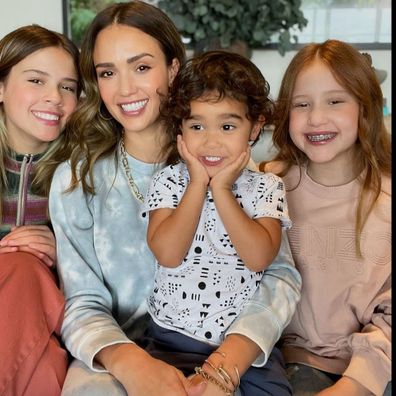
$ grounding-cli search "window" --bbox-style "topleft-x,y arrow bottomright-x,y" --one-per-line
292,0 -> 391,48
63,0 -> 391,49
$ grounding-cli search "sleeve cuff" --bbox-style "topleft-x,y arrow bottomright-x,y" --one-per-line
77,326 -> 134,372
225,304 -> 281,367
343,348 -> 391,396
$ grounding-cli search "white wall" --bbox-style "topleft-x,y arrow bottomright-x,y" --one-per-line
252,48 -> 392,113
0,0 -> 63,38
250,48 -> 392,163
1,0 -> 391,114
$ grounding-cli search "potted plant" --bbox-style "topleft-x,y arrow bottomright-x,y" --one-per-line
157,0 -> 308,56
68,0 -> 112,46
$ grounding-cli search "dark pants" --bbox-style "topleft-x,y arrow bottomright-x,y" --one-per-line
141,319 -> 292,396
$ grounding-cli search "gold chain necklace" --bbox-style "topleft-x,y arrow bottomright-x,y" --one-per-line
119,134 -> 145,203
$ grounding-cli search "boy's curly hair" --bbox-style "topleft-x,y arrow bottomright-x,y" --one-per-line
162,50 -> 274,165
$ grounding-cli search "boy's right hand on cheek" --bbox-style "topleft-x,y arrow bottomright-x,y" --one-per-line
177,135 -> 209,187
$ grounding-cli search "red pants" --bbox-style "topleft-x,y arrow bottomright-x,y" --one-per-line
0,252 -> 68,396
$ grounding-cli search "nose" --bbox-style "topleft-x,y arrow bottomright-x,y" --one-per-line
308,105 -> 327,126
118,70 -> 138,96
203,130 -> 221,148
44,85 -> 63,107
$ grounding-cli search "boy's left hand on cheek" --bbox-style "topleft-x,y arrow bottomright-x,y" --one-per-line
210,148 -> 250,190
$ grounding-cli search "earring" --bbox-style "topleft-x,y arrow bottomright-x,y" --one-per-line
99,107 -> 112,121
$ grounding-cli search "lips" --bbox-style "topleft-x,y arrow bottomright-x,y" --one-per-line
306,133 -> 336,142
120,99 -> 148,113
32,111 -> 60,121
201,156 -> 223,166
204,156 -> 221,162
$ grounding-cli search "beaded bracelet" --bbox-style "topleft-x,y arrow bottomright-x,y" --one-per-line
195,366 -> 234,395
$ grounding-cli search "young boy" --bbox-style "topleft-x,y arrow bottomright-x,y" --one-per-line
142,51 -> 293,395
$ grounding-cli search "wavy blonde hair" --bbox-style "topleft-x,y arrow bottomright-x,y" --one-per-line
260,39 -> 391,256
0,24 -> 81,219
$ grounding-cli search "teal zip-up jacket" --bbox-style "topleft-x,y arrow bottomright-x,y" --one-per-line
49,149 -> 301,371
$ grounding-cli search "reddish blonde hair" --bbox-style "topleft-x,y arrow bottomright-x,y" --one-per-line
261,39 -> 391,256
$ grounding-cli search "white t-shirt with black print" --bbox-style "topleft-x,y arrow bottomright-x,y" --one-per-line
142,162 -> 291,345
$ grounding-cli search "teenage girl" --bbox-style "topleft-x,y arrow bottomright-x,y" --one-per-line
0,24 -> 80,395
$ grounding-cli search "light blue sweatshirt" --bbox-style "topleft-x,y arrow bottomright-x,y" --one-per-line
49,149 -> 301,371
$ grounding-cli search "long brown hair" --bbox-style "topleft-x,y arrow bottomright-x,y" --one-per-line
261,39 -> 391,256
60,0 -> 186,195
0,24 -> 81,218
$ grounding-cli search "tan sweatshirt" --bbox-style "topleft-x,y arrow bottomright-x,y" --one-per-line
278,165 -> 391,396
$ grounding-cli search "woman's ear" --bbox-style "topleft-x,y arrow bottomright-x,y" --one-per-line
0,82 -> 4,103
168,58 -> 180,86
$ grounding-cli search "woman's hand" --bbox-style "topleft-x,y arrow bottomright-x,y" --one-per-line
123,359 -> 206,396
96,343 -> 207,396
0,225 -> 56,267
177,135 -> 209,188
189,373 -> 230,396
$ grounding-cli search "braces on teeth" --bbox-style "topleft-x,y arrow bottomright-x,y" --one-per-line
308,134 -> 334,142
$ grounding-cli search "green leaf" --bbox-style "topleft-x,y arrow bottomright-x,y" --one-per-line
70,8 -> 96,46
211,20 -> 220,31
157,0 -> 308,55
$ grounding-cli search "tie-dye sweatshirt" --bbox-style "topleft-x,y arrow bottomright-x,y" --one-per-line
49,149 -> 301,371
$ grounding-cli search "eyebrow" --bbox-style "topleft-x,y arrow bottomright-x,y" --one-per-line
23,69 -> 78,85
221,113 -> 244,120
95,53 -> 154,69
293,89 -> 348,98
187,113 -> 244,120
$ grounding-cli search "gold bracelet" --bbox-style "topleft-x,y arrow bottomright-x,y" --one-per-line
233,365 -> 241,389
205,355 -> 241,391
213,350 -> 227,358
195,366 -> 233,395
204,359 -> 233,386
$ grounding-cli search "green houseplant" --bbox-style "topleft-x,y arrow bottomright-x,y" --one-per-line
69,0 -> 129,46
157,0 -> 308,56
69,0 -> 111,46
